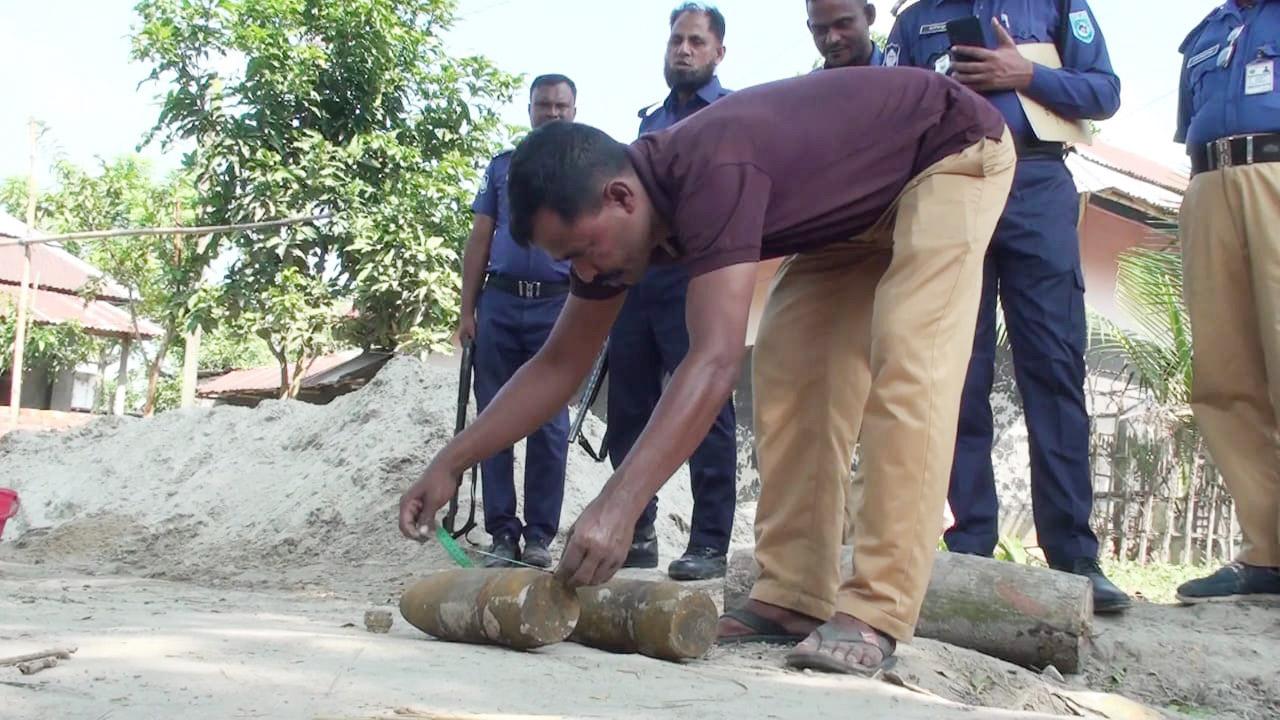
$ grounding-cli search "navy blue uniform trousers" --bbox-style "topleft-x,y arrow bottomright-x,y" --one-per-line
606,265 -> 737,554
472,286 -> 569,545
946,156 -> 1099,567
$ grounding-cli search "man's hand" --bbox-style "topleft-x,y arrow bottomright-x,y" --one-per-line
951,18 -> 1034,93
554,492 -> 638,588
454,311 -> 477,346
398,461 -> 461,541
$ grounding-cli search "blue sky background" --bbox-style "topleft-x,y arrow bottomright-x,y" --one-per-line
0,0 -> 1211,190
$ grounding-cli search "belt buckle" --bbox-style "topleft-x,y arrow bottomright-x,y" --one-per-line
1213,137 -> 1233,170
518,280 -> 539,298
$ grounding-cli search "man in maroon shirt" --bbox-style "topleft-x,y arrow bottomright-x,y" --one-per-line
399,66 -> 1014,675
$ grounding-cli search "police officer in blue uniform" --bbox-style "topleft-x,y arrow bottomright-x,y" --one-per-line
456,75 -> 578,569
1173,0 -> 1280,605
612,2 -> 738,581
806,0 -> 884,69
886,0 -> 1130,612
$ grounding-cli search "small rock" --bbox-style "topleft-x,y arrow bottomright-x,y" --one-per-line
364,608 -> 393,634
1041,665 -> 1065,684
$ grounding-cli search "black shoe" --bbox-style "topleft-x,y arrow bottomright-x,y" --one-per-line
482,535 -> 520,568
1176,562 -> 1280,605
1054,557 -> 1132,614
522,539 -> 552,568
622,525 -> 659,569
667,546 -> 727,581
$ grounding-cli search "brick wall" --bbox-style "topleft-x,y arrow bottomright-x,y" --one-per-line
0,408 -> 96,440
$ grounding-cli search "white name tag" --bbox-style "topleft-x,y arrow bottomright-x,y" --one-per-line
1246,59 -> 1275,95
920,22 -> 948,35
1186,44 -> 1219,69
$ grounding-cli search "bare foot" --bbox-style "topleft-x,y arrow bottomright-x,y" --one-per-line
716,599 -> 824,640
784,612 -> 897,676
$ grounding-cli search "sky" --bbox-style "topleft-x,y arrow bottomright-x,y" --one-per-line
0,0 -> 1214,191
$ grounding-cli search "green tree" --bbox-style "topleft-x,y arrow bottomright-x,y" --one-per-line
0,304 -> 99,378
131,0 -> 519,398
2,157 -> 212,416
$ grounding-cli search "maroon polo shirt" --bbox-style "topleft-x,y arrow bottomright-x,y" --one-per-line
571,66 -> 1006,299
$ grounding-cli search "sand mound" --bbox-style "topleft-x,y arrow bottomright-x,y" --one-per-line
0,355 -> 755,586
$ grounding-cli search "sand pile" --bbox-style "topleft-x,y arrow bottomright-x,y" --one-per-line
0,355 -> 756,587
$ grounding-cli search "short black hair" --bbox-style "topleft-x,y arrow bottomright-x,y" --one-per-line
530,73 -> 577,99
670,2 -> 726,43
508,122 -> 629,248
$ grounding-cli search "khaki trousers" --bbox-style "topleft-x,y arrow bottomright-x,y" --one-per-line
1182,163 -> 1280,567
750,129 -> 1015,641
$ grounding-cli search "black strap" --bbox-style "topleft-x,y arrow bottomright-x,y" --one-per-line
443,341 -> 479,540
568,345 -> 610,463
485,272 -> 569,299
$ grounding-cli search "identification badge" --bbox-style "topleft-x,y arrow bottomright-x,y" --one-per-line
1246,59 -> 1275,95
885,43 -> 900,67
920,22 -> 948,36
1186,44 -> 1219,69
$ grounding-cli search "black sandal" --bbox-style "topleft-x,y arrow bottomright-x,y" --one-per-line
716,606 -> 809,646
784,621 -> 898,677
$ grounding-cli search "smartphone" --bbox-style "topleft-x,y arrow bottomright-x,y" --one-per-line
946,16 -> 989,49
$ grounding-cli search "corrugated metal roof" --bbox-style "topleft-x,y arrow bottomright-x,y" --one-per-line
0,210 -> 132,301
1077,143 -> 1189,195
0,283 -> 164,339
1068,144 -> 1184,215
197,350 -> 367,396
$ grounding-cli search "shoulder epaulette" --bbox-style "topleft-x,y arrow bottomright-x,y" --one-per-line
890,0 -> 921,17
1179,7 -> 1222,54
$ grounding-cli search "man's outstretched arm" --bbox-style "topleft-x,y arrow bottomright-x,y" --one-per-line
399,291 -> 626,539
555,262 -> 757,586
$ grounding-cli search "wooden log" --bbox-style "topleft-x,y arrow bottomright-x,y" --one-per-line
0,647 -> 76,666
570,579 -> 717,661
724,547 -> 1092,673
17,657 -> 59,675
399,569 -> 579,650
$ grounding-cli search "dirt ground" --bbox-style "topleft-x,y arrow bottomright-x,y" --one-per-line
2,547 -> 1277,720
2,356 -> 1277,719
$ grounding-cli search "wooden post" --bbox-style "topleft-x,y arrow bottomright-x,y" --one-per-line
1223,497 -> 1233,558
8,119 -> 38,425
1205,481 -> 1221,565
1182,463 -> 1198,566
180,326 -> 202,408
113,338 -> 131,416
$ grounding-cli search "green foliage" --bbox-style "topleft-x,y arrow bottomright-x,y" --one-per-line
131,0 -> 519,396
194,322 -> 275,373
1099,558 -> 1206,604
0,304 -> 100,377
2,156 -> 211,414
1092,247 -> 1193,414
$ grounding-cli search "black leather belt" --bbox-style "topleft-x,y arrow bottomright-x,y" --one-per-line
484,272 -> 569,299
1191,133 -> 1280,175
1015,137 -> 1066,159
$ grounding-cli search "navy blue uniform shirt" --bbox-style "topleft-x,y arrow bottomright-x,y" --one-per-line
886,0 -> 1119,141
1176,0 -> 1280,149
638,75 -> 733,134
472,150 -> 570,283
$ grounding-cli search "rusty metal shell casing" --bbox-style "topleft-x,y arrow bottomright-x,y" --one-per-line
570,579 -> 718,661
399,568 -> 580,650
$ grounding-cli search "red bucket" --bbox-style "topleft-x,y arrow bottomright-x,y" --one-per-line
0,488 -> 19,540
